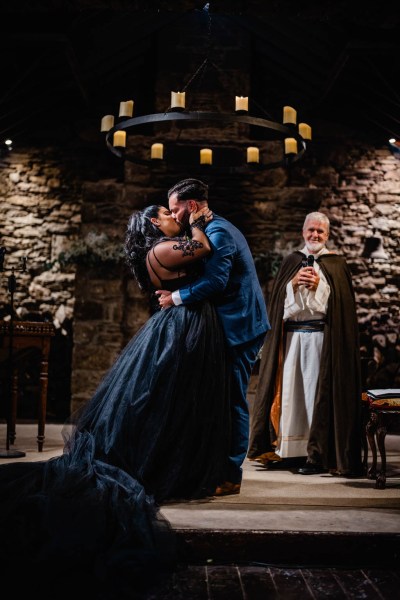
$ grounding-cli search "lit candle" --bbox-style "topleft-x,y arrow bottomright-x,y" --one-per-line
151,143 -> 164,160
119,100 -> 134,118
283,106 -> 297,125
100,115 -> 114,132
247,147 -> 259,163
299,123 -> 312,140
171,91 -> 186,110
235,96 -> 248,112
284,138 -> 298,154
200,148 -> 212,165
113,131 -> 126,148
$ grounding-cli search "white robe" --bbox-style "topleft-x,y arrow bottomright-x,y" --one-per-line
276,247 -> 331,458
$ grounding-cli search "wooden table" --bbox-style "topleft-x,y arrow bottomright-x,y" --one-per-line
0,320 -> 55,451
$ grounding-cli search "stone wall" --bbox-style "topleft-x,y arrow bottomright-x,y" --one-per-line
0,148 -> 81,419
0,135 -> 399,419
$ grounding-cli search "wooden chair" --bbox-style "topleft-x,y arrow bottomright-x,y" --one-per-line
364,391 -> 400,489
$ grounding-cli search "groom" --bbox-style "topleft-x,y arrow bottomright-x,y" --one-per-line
157,178 -> 270,495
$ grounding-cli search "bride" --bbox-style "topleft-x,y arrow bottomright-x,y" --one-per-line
0,205 -> 230,597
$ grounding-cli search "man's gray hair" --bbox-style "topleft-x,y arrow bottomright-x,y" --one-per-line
303,211 -> 330,232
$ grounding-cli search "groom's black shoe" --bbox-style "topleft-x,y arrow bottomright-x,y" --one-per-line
297,462 -> 326,475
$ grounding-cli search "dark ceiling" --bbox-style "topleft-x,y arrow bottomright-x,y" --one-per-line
1,1 -> 399,153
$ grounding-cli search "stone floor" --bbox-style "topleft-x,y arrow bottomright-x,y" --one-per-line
1,423 -> 399,599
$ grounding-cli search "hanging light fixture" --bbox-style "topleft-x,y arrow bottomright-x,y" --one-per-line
100,5 -> 312,172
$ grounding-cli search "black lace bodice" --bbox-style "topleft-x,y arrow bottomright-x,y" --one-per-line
148,259 -> 204,313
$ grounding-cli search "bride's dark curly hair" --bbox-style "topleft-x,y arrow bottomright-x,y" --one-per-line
124,205 -> 169,291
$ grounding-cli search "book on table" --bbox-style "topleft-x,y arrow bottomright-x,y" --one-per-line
367,389 -> 400,399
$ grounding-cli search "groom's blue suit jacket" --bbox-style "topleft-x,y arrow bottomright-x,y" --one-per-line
179,214 -> 270,347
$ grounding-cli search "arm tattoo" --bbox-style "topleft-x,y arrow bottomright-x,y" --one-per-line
172,239 -> 204,257
190,215 -> 207,232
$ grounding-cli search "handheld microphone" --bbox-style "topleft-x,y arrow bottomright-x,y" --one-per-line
301,254 -> 315,269
299,254 -> 316,289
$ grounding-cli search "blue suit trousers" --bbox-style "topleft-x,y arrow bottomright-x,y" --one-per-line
226,333 -> 266,484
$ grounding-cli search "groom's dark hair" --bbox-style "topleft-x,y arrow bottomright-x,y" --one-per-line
167,178 -> 208,202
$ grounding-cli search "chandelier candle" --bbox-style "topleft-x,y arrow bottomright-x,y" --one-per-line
113,131 -> 126,148
200,148 -> 212,164
235,96 -> 248,112
119,100 -> 134,117
284,137 -> 298,154
151,143 -> 164,160
299,123 -> 312,140
247,147 -> 260,163
283,106 -> 297,125
171,91 -> 186,110
100,115 -> 114,132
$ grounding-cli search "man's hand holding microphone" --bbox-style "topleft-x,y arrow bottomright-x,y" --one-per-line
292,255 -> 320,292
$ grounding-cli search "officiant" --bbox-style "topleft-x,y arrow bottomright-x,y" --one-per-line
248,211 -> 363,477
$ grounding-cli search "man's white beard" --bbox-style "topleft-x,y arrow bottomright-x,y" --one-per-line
306,241 -> 325,254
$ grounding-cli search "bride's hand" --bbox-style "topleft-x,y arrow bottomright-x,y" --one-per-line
189,206 -> 213,226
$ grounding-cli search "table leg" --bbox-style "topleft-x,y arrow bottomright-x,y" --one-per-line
361,401 -> 370,474
366,412 -> 378,481
375,414 -> 391,490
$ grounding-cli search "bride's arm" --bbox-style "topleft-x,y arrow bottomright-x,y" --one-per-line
152,208 -> 213,269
